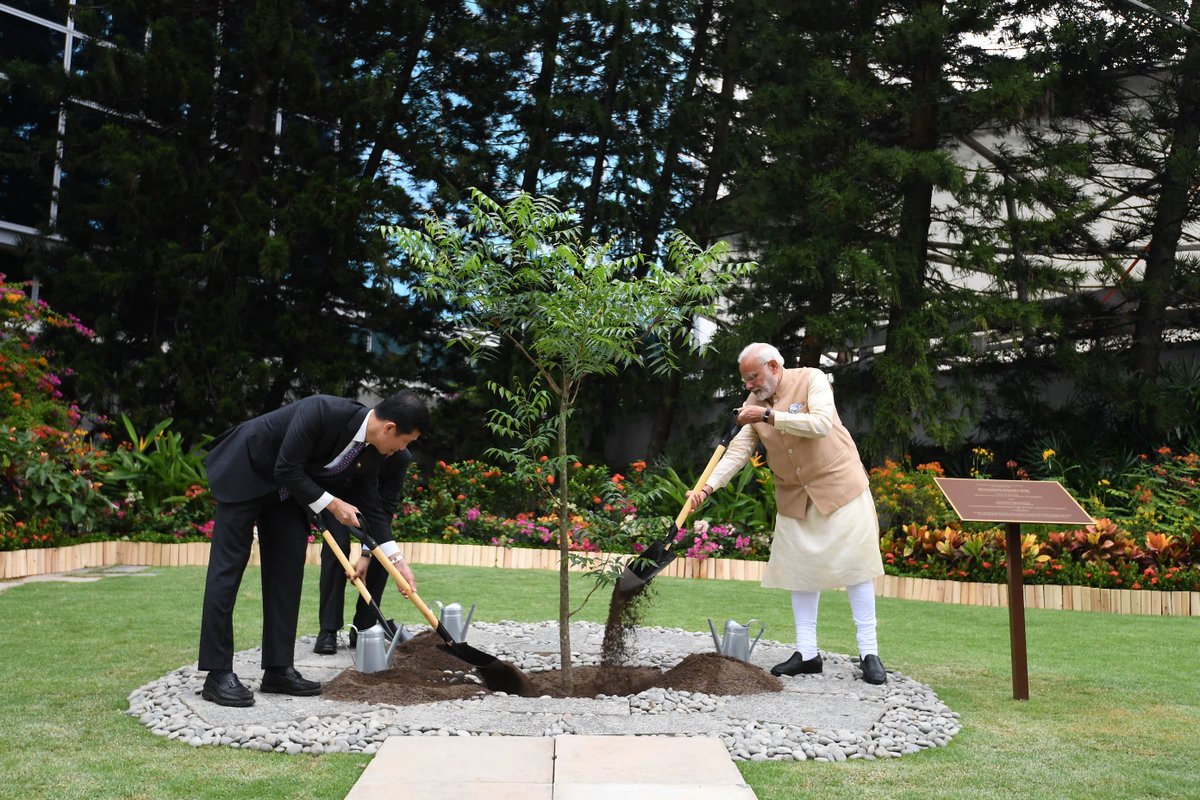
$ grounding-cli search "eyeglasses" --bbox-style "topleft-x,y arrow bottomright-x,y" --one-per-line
742,371 -> 760,385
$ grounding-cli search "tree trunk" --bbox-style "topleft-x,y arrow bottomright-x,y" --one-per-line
521,0 -> 566,194
1132,3 -> 1200,384
361,4 -> 435,182
580,2 -> 629,239
557,386 -> 573,692
638,0 -> 714,258
875,0 -> 943,462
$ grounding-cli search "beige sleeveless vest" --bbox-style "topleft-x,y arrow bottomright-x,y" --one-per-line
746,367 -> 869,519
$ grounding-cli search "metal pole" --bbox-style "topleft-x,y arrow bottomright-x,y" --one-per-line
1004,522 -> 1030,700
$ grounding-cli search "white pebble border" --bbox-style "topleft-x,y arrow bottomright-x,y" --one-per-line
127,621 -> 961,761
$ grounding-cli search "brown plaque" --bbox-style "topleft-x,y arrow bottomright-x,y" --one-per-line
933,478 -> 1094,525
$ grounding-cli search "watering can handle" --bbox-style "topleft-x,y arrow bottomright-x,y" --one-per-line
750,621 -> 765,655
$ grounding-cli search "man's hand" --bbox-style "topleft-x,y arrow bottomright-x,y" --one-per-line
687,484 -> 713,511
390,557 -> 417,597
350,554 -> 370,582
325,497 -> 361,527
735,405 -> 770,426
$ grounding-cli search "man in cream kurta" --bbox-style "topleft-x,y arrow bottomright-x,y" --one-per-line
691,342 -> 887,684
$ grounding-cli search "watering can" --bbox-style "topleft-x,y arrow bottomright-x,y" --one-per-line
352,621 -> 412,673
434,601 -> 475,642
707,618 -> 765,662
353,622 -> 390,673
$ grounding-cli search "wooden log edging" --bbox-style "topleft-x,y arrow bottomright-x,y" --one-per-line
2,541 -> 1196,617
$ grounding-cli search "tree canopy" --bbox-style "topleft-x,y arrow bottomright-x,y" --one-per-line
2,0 -> 1198,463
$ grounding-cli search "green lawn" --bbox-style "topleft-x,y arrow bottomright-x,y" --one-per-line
0,563 -> 1195,800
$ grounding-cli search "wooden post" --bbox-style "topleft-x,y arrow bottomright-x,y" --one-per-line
1005,522 -> 1029,700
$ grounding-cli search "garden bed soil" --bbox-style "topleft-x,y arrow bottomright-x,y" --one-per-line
321,630 -> 783,705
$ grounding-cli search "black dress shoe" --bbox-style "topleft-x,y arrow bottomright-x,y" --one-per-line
260,666 -> 322,696
770,651 -> 823,677
861,654 -> 887,685
201,671 -> 255,707
313,630 -> 337,655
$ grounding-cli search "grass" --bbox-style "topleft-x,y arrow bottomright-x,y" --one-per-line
0,563 -> 1196,799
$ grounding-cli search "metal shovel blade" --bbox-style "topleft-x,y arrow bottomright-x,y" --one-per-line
615,411 -> 743,596
431,622 -> 534,695
616,535 -> 678,594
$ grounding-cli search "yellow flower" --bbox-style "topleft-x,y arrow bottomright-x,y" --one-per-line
1042,449 -> 1056,461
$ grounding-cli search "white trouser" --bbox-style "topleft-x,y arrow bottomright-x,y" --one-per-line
791,579 -> 878,659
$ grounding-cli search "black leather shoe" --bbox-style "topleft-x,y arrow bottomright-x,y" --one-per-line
201,671 -> 255,707
861,654 -> 887,685
770,651 -> 823,676
260,666 -> 321,696
313,630 -> 337,655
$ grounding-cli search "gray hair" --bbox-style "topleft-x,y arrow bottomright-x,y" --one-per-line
738,342 -> 785,367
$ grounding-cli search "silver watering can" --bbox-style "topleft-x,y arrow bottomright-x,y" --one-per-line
707,618 -> 765,662
434,601 -> 475,641
352,622 -> 411,673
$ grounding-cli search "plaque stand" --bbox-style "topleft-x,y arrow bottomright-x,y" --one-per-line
933,478 -> 1094,700
1004,523 -> 1029,700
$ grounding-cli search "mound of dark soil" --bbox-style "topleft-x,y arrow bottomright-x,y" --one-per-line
321,630 -> 783,706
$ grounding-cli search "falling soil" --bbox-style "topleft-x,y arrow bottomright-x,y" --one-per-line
600,579 -> 656,667
321,629 -> 783,705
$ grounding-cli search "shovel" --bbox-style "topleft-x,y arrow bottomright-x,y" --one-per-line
617,412 -> 743,595
349,513 -> 534,696
311,514 -> 406,664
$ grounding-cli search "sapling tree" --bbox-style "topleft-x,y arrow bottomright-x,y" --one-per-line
383,188 -> 754,689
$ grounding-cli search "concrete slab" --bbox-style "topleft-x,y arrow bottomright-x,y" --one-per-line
555,786 -> 758,800
343,735 -> 757,800
21,574 -> 102,584
553,735 -> 746,786
345,736 -> 555,800
348,779 -> 553,800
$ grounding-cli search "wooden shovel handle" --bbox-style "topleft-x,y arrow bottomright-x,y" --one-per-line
674,443 -> 728,530
321,529 -> 374,606
369,548 -> 442,633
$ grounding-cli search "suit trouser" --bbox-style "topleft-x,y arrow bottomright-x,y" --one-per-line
318,518 -> 391,632
198,494 -> 310,673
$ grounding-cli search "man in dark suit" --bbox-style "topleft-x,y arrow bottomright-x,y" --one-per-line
313,447 -> 413,654
198,390 -> 429,707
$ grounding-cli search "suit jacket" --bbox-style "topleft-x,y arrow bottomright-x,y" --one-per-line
204,395 -> 404,547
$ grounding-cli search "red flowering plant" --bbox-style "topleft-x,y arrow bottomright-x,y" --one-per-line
0,276 -> 113,548
392,457 -> 661,556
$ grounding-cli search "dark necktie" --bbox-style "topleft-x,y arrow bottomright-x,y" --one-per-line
279,440 -> 366,500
